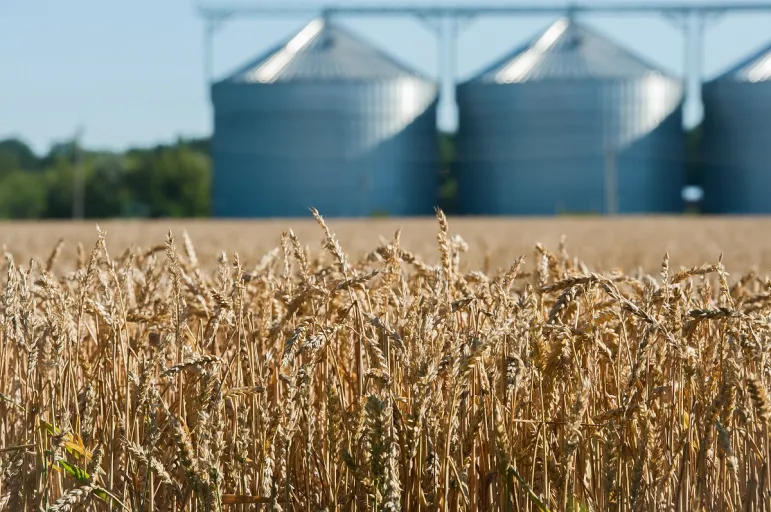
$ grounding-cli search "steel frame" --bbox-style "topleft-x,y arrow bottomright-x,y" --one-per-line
196,2 -> 771,128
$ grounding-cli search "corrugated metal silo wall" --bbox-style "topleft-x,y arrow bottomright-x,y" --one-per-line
211,79 -> 439,218
454,78 -> 685,215
701,81 -> 771,214
619,104 -> 685,213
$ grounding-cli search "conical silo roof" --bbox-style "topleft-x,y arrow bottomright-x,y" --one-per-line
220,17 -> 430,84
466,16 -> 674,84
210,16 -> 439,219
710,41 -> 771,83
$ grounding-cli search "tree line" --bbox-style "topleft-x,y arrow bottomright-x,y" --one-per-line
0,127 -> 697,220
0,137 -> 211,219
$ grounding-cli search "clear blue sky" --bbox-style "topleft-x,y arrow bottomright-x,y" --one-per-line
2,0 -> 771,154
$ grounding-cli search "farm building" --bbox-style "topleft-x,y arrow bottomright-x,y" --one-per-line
211,17 -> 439,218
700,41 -> 771,214
454,16 -> 686,216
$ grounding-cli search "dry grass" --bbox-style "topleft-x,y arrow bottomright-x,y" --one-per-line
0,210 -> 770,510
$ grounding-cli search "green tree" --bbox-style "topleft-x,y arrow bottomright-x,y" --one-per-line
84,156 -> 133,218
0,138 -> 38,177
0,170 -> 47,219
126,146 -> 210,218
180,136 -> 210,155
41,159 -> 77,219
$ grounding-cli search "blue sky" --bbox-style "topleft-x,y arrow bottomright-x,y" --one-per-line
2,0 -> 771,154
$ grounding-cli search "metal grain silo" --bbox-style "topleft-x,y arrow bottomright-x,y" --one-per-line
455,16 -> 685,216
211,17 -> 439,218
701,41 -> 771,214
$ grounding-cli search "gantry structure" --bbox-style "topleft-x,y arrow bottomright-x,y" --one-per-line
195,2 -> 771,127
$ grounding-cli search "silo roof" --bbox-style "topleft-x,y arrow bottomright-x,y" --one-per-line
221,17 -> 430,84
467,16 -> 673,84
711,41 -> 771,83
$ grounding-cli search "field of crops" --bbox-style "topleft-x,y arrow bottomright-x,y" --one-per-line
3,215 -> 771,274
1,213 -> 770,510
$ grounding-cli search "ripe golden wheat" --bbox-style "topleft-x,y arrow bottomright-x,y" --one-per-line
0,208 -> 770,511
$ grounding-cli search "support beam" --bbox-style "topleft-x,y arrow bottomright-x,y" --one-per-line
663,9 -> 725,127
203,13 -> 233,86
415,14 -> 474,132
195,0 -> 771,134
197,2 -> 771,19
204,20 -> 215,85
663,11 -> 693,127
445,16 -> 459,131
692,14 -> 706,125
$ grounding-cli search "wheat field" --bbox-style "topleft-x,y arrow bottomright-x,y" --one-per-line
0,212 -> 770,511
4,215 -> 771,275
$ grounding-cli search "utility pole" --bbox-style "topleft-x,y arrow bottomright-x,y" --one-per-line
72,126 -> 86,220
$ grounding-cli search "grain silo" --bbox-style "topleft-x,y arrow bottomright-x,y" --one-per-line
701,41 -> 771,214
211,17 -> 439,218
455,16 -> 685,216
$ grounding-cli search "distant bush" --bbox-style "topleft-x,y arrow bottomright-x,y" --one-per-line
0,170 -> 47,219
